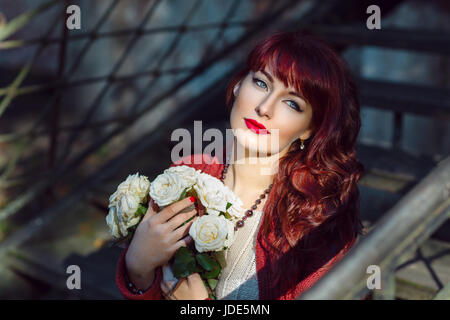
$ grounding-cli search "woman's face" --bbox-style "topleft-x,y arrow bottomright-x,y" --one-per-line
230,65 -> 313,156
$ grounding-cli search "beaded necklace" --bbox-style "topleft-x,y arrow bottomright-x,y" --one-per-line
219,152 -> 273,231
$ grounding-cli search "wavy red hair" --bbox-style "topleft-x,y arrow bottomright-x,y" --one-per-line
225,31 -> 365,297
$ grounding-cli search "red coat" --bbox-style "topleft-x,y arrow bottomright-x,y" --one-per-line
116,153 -> 357,300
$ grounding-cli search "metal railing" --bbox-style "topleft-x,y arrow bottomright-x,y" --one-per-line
299,156 -> 450,300
2,0 -> 449,300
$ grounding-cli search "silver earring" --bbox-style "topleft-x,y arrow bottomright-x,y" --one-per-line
234,84 -> 240,97
300,139 -> 305,150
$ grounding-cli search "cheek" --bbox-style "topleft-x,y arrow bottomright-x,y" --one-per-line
276,111 -> 312,145
275,124 -> 299,148
234,86 -> 257,112
230,85 -> 258,126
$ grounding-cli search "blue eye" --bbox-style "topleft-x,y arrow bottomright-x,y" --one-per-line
286,100 -> 301,112
253,76 -> 302,112
252,77 -> 267,89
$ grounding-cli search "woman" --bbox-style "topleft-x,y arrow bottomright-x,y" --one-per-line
115,30 -> 365,300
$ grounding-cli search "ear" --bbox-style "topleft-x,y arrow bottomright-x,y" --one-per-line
233,81 -> 241,97
299,128 -> 313,141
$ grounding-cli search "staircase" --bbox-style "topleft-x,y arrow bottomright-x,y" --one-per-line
0,0 -> 449,299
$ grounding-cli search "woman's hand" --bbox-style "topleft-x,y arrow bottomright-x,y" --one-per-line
125,197 -> 198,288
164,273 -> 209,300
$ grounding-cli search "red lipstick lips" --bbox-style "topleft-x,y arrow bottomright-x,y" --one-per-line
244,118 -> 270,134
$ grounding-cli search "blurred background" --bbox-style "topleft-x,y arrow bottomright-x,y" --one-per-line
0,0 -> 449,299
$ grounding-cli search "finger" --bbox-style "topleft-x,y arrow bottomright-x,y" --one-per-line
142,196 -> 159,222
170,216 -> 197,242
162,279 -> 180,300
170,278 -> 187,300
160,280 -> 171,296
154,196 -> 196,224
172,277 -> 186,292
174,234 -> 194,250
187,272 -> 202,284
161,291 -> 171,300
165,207 -> 197,231
169,293 -> 178,300
187,273 -> 204,289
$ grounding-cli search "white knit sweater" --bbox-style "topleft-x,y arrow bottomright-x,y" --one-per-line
214,210 -> 263,300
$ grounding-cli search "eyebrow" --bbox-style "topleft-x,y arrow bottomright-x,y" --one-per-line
261,69 -> 274,83
260,69 -> 306,101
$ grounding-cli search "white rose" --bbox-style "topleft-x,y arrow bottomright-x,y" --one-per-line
109,173 -> 150,206
106,206 -> 126,238
193,172 -> 227,215
107,173 -> 150,239
117,192 -> 141,224
149,171 -> 186,207
128,173 -> 151,199
164,165 -> 199,189
189,214 -> 235,252
107,193 -> 142,239
223,186 -> 245,220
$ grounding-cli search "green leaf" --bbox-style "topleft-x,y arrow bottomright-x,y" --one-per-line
179,187 -> 190,200
213,251 -> 227,269
226,202 -> 232,210
207,278 -> 219,290
134,204 -> 147,217
204,259 -> 221,279
191,264 -> 202,274
223,211 -> 232,220
219,211 -> 232,220
172,247 -> 201,278
180,215 -> 195,227
196,253 -> 215,271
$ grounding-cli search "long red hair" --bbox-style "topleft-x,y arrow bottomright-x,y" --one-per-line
225,31 -> 365,297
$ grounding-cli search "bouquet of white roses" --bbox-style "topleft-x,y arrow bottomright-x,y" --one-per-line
106,165 -> 245,299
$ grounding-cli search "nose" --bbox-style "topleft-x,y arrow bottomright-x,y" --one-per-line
255,94 -> 275,118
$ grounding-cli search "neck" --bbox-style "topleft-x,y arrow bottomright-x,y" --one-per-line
225,137 -> 287,194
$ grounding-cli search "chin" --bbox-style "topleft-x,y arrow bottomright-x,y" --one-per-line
233,128 -> 276,156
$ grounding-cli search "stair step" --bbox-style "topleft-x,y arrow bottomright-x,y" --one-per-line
359,167 -> 415,193
0,262 -> 50,299
356,145 -> 450,242
395,238 -> 450,299
434,281 -> 450,300
357,144 -> 437,182
5,244 -> 124,299
2,201 -> 123,299
361,220 -> 450,300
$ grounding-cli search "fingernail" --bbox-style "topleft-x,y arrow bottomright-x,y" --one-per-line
189,196 -> 196,203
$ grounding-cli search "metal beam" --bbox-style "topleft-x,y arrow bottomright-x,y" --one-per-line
358,78 -> 450,119
304,25 -> 450,55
